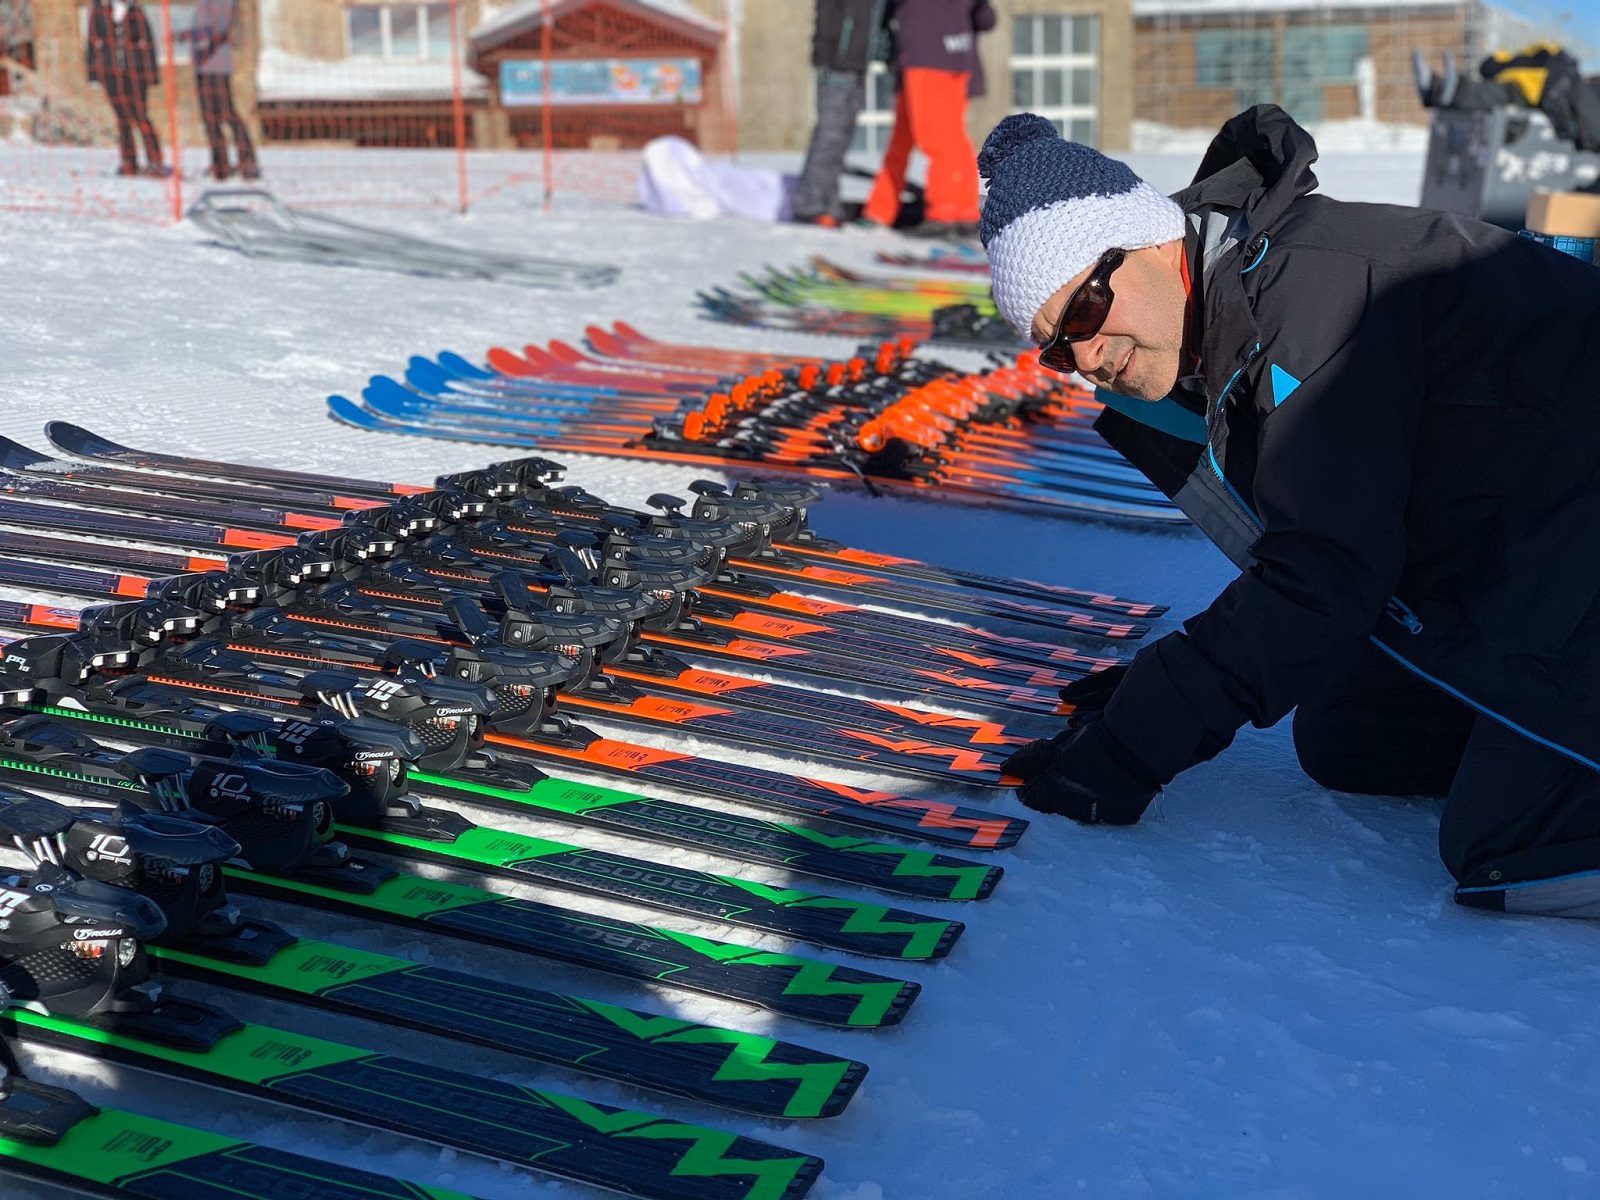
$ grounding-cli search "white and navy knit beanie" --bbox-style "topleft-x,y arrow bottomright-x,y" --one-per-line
979,113 -> 1187,336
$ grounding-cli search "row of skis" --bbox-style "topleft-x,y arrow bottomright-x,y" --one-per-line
327,312 -> 1184,525
873,245 -> 992,275
0,420 -> 1168,1200
699,257 -> 1023,348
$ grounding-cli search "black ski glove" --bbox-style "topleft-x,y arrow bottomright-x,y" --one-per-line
1000,664 -> 1131,782
1000,725 -> 1070,782
1015,716 -> 1161,825
1056,663 -> 1129,717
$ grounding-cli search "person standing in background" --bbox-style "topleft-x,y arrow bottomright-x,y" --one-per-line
0,0 -> 34,93
792,0 -> 886,228
85,0 -> 165,177
863,0 -> 994,239
191,0 -> 257,181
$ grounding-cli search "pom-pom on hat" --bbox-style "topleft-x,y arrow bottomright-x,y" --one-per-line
979,114 -> 1186,337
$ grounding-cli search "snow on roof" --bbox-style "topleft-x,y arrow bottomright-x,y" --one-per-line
256,49 -> 490,103
250,0 -> 719,105
473,0 -> 723,47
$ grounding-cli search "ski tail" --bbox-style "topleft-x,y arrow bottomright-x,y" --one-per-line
0,1102 -> 484,1200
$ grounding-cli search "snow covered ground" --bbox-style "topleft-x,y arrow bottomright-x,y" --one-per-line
2,143 -> 1598,1200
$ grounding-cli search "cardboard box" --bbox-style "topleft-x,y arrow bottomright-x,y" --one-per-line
1526,189 -> 1600,237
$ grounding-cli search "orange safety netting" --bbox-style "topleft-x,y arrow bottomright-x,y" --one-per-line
1,0 -> 735,221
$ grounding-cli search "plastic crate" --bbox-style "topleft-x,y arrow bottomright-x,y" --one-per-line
1517,228 -> 1599,265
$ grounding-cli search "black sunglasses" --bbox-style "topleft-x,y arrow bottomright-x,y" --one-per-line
1037,247 -> 1127,374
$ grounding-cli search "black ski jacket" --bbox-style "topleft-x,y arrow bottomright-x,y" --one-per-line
812,0 -> 884,73
1095,104 -> 1600,787
888,0 -> 995,96
86,1 -> 160,91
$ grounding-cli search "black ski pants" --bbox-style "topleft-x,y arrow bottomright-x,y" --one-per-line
106,79 -> 161,172
792,68 -> 866,222
196,70 -> 255,177
1292,643 -> 1600,907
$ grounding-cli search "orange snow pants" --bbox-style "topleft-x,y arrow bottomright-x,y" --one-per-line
863,68 -> 981,226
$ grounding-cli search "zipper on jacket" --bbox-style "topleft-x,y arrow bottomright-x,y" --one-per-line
1385,597 -> 1424,635
1205,342 -> 1263,532
839,15 -> 854,56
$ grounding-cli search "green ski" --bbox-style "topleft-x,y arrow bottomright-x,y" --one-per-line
150,936 -> 865,1118
1,1007 -> 824,1200
0,1103 -> 482,1200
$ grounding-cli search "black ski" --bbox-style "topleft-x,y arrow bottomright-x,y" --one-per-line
0,690 -> 964,961
46,419 -> 1167,620
24,694 -> 1004,900
0,1098 -> 493,1200
223,867 -> 920,1026
148,936 -> 866,1118
0,744 -> 922,1026
0,1007 -> 824,1200
24,425 -> 1146,648
0,601 -> 1027,852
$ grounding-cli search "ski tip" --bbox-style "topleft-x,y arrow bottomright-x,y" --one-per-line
783,1154 -> 828,1200
46,420 -> 122,459
0,436 -> 53,471
971,863 -> 1005,899
438,350 -> 494,380
928,918 -> 965,959
326,394 -> 388,430
875,978 -> 922,1027
968,815 -> 1027,851
486,345 -> 534,376
363,375 -> 426,414
404,358 -> 453,395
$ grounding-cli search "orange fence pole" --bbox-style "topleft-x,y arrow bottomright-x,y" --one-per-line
448,0 -> 468,213
541,0 -> 553,212
160,0 -> 182,222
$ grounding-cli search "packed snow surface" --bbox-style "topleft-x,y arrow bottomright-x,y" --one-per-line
0,145 -> 1595,1200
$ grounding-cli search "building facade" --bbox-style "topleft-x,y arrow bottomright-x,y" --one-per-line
255,0 -> 486,145
1133,0 -> 1477,133
7,0 -> 1581,159
705,0 -> 1136,153
716,0 -> 1574,153
469,0 -> 733,151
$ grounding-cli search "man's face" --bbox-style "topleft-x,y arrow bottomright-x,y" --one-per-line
1029,240 -> 1189,400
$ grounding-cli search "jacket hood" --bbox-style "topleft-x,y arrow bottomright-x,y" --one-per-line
1175,105 -> 1321,235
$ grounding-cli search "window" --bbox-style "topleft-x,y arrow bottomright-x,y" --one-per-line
348,7 -> 383,57
850,61 -> 895,155
1193,24 -> 1370,124
1193,28 -> 1275,113
346,3 -> 452,61
1281,24 -> 1369,123
1011,14 -> 1100,146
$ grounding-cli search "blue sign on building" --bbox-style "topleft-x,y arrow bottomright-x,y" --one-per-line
501,58 -> 703,107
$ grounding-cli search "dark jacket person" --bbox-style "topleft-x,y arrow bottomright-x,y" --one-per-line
862,0 -> 995,233
793,0 -> 885,225
190,0 -> 256,180
86,0 -> 164,176
983,106 -> 1600,918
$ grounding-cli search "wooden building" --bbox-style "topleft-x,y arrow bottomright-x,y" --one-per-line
468,0 -> 732,151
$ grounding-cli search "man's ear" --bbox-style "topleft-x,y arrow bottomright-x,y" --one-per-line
1030,280 -> 1072,345
1151,238 -> 1187,272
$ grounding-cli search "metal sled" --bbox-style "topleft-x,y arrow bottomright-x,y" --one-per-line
187,188 -> 620,290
